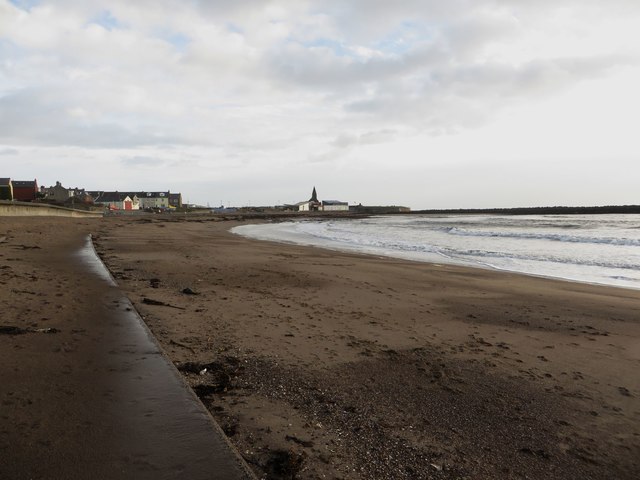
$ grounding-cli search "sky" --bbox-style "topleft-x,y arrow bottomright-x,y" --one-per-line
1,0 -> 639,209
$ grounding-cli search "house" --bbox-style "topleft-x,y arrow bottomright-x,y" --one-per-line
42,181 -> 87,203
114,191 -> 173,210
169,192 -> 182,209
89,190 -> 172,211
138,191 -> 170,210
12,179 -> 38,202
0,178 -> 12,200
297,187 -> 348,212
93,192 -> 140,211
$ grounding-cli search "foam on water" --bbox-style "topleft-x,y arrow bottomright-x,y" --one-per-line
232,214 -> 640,290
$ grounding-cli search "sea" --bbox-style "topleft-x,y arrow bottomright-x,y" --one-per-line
231,214 -> 640,290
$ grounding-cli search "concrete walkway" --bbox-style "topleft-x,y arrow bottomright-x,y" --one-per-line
0,232 -> 254,479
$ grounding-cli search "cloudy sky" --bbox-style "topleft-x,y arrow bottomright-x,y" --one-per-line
1,0 -> 639,209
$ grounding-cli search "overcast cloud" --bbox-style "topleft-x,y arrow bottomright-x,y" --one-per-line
1,0 -> 639,208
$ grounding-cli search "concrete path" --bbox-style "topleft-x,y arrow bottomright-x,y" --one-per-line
0,233 -> 254,479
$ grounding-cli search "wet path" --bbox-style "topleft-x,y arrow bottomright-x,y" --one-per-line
0,232 -> 253,479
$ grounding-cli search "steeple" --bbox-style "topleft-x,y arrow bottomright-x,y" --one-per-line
309,186 -> 318,203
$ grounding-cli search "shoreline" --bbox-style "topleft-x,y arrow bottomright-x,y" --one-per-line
232,220 -> 640,293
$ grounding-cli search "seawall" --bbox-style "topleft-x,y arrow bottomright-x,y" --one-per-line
0,200 -> 103,218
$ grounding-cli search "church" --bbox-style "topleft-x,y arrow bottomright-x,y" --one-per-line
297,187 -> 348,212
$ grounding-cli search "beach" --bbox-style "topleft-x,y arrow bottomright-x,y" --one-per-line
3,215 -> 640,479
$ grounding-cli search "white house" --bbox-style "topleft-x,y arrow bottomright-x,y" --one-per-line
138,191 -> 170,209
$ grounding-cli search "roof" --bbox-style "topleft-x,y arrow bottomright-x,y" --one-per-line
140,191 -> 169,198
12,180 -> 37,188
322,200 -> 348,205
94,192 -> 133,203
115,192 -> 142,199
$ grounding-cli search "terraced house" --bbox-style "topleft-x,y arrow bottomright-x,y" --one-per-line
88,191 -> 177,211
91,192 -> 140,211
12,180 -> 39,201
1,179 -> 39,202
138,191 -> 170,210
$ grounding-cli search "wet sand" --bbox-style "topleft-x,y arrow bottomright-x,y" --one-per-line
91,215 -> 640,479
2,215 -> 640,479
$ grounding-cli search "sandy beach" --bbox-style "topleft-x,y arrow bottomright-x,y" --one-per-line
3,215 -> 640,479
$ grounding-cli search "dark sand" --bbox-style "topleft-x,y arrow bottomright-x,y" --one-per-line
0,217 -> 253,479
2,215 -> 640,479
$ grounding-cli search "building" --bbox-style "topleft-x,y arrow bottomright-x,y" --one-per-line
169,192 -> 182,209
297,187 -> 323,212
138,191 -> 170,210
12,179 -> 38,202
88,190 -> 176,211
321,200 -> 349,211
42,181 -> 87,204
0,178 -> 12,200
297,187 -> 348,212
93,192 -> 140,210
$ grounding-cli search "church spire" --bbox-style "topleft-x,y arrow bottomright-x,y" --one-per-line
310,186 -> 318,203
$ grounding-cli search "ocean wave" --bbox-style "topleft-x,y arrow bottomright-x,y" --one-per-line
235,217 -> 640,289
446,228 -> 640,247
609,275 -> 637,281
298,225 -> 639,270
447,248 -> 640,271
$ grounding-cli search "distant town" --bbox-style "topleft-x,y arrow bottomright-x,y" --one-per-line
0,178 -> 410,214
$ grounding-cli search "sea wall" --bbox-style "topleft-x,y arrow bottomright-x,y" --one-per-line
0,201 -> 103,218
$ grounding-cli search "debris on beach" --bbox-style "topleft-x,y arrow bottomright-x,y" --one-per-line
0,325 -> 59,335
181,287 -> 200,295
176,360 -> 235,395
31,327 -> 59,334
0,325 -> 27,335
142,297 -> 186,309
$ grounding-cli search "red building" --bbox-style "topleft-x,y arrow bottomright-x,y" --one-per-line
12,179 -> 39,202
